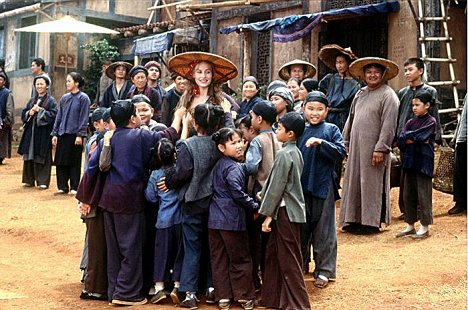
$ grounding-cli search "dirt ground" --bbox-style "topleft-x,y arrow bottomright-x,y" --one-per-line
0,152 -> 466,310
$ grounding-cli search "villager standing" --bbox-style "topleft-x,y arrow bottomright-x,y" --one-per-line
238,76 -> 263,119
318,44 -> 361,187
101,61 -> 133,108
448,94 -> 467,215
395,57 -> 443,219
18,75 -> 57,188
127,65 -> 163,122
145,60 -> 167,101
318,45 -> 360,131
278,59 -> 316,82
31,58 -> 50,97
95,59 -> 113,106
0,72 -> 14,165
161,73 -> 187,126
396,91 -> 437,239
339,57 -> 399,233
258,112 -> 310,310
51,72 -> 90,195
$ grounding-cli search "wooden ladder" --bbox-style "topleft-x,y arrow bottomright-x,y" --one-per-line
417,0 -> 461,139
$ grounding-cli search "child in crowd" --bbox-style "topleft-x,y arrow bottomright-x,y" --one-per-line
209,127 -> 258,310
243,100 -> 280,289
245,100 -> 280,195
268,86 -> 294,127
287,77 -> 301,111
396,91 -> 437,239
83,108 -> 109,170
145,138 -> 184,305
76,108 -> 114,302
92,99 -> 183,306
163,104 -> 225,309
236,114 -> 257,153
297,91 -> 346,288
131,94 -> 167,132
258,112 -> 311,310
161,73 -> 187,126
131,93 -> 167,293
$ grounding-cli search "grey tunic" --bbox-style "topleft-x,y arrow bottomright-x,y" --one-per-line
339,84 -> 399,228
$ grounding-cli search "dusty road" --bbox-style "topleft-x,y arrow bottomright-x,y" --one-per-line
0,154 -> 466,310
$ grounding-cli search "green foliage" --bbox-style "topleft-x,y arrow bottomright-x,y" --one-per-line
81,39 -> 120,102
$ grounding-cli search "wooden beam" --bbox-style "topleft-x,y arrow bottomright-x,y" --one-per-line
148,0 -> 192,10
216,1 -> 302,20
178,1 -> 248,11
162,0 -> 175,22
147,0 -> 159,24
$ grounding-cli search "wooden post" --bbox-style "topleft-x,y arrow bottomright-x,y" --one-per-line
243,31 -> 251,77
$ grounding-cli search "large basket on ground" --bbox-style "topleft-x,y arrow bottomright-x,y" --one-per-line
433,145 -> 455,193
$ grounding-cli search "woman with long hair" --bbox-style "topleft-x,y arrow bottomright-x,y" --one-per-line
168,52 -> 238,133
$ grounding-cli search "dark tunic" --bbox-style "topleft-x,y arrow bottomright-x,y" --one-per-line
18,94 -> 58,162
397,113 -> 436,226
397,113 -> 437,178
18,94 -> 57,186
161,88 -> 183,126
0,87 -> 14,159
100,81 -> 133,108
238,95 -> 263,120
319,73 -> 361,131
396,83 -> 442,144
297,121 -> 346,280
152,84 -> 167,103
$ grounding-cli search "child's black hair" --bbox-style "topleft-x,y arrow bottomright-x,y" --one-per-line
414,90 -> 436,107
193,103 -> 225,135
148,138 -> 175,170
212,127 -> 242,147
111,99 -> 136,128
235,114 -> 252,129
278,112 -> 305,139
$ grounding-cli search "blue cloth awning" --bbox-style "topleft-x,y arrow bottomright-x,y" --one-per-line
134,31 -> 174,56
220,0 -> 400,43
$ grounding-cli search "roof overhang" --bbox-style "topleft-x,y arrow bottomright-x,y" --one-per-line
220,0 -> 400,43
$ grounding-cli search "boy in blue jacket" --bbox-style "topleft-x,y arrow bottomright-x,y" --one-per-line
297,91 -> 346,288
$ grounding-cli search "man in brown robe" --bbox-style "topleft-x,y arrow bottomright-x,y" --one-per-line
339,57 -> 399,232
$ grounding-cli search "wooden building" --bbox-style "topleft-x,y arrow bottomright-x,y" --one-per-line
1,0 -> 465,134
0,0 -> 152,110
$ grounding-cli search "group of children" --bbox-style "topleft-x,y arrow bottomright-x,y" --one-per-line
75,63 -> 438,309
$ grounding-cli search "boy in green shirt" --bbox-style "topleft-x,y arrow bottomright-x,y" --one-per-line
258,112 -> 310,310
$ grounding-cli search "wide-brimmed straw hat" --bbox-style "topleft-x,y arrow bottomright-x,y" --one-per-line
168,52 -> 238,84
278,59 -> 316,81
349,57 -> 399,82
105,61 -> 133,80
318,44 -> 358,70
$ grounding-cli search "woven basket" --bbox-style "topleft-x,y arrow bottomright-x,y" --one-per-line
433,146 -> 455,193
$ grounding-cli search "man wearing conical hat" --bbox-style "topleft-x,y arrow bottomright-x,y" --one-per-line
339,57 -> 400,233
100,61 -> 134,108
318,45 -> 362,191
318,44 -> 361,131
278,59 -> 316,82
